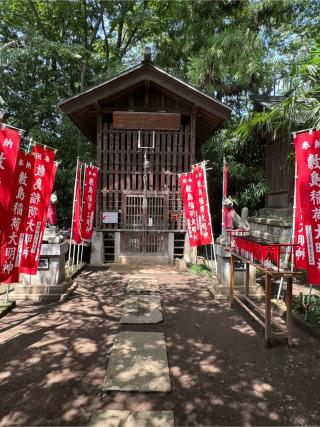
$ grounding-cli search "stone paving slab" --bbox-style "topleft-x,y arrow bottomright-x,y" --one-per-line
89,410 -> 175,427
120,294 -> 163,324
126,278 -> 160,294
103,331 -> 171,392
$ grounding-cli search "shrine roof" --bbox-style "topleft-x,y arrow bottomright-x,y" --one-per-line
59,61 -> 231,142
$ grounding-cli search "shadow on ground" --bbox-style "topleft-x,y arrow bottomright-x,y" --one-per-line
0,265 -> 320,426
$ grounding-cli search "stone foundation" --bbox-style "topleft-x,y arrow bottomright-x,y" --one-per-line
248,216 -> 292,243
13,281 -> 75,303
14,241 -> 70,302
213,243 -> 261,300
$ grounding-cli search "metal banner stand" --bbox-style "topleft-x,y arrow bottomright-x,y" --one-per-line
5,284 -> 10,304
67,157 -> 79,272
202,160 -> 217,273
277,158 -> 297,300
221,157 -> 226,235
305,284 -> 313,320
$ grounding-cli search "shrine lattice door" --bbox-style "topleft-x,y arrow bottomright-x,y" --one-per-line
121,193 -> 168,256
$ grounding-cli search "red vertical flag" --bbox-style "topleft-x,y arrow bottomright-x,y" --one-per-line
295,130 -> 320,284
72,162 -> 82,244
20,144 -> 56,274
294,179 -> 307,269
81,165 -> 98,240
192,164 -> 213,245
0,127 -> 21,214
179,173 -> 199,247
0,150 -> 35,283
33,161 -> 58,270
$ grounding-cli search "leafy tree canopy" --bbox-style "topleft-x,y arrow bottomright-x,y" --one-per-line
0,0 -> 319,225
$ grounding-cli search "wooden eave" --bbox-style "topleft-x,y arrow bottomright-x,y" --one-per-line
60,62 -> 231,142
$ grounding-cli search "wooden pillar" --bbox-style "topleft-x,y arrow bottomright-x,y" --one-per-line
286,276 -> 293,346
265,273 -> 272,345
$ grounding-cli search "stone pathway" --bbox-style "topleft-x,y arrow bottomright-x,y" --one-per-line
98,272 -> 171,425
1,265 -> 320,426
103,331 -> 171,392
120,294 -> 162,324
126,278 -> 160,294
89,410 -> 174,427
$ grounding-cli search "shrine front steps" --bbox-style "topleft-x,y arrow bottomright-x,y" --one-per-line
12,281 -> 77,303
118,255 -> 170,265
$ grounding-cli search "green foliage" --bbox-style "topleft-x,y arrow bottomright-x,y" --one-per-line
0,0 -> 319,227
190,1 -> 319,221
0,0 -> 168,224
189,264 -> 212,277
236,39 -> 320,141
293,294 -> 320,327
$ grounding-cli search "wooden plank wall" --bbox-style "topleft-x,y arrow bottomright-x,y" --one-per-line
265,137 -> 294,207
96,120 -> 193,230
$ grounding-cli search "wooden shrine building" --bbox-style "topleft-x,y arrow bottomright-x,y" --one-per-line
60,51 -> 231,264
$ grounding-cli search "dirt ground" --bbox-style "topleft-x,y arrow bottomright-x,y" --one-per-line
1,265 -> 320,427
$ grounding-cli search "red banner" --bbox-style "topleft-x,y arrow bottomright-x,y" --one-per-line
295,130 -> 320,284
20,144 -> 56,274
33,161 -> 58,270
0,127 -> 21,214
0,151 -> 35,283
179,173 -> 199,247
72,162 -> 82,244
193,164 -> 213,246
81,165 -> 98,240
294,180 -> 307,269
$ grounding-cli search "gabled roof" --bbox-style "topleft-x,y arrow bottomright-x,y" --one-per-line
60,61 -> 231,142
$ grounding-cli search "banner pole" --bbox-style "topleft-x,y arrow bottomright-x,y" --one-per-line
277,154 -> 298,300
305,284 -> 313,321
76,163 -> 83,267
68,157 -> 79,272
202,161 -> 217,273
221,157 -> 226,235
5,284 -> 10,304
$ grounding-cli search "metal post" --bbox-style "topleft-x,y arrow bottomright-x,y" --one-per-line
202,161 -> 217,273
68,157 -> 79,272
305,284 -> 313,321
76,163 -> 84,267
5,284 -> 10,304
277,157 -> 297,300
221,157 -> 226,235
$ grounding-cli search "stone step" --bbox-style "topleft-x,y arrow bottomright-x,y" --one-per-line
126,279 -> 160,294
120,294 -> 163,324
13,281 -> 75,303
89,410 -> 174,427
103,331 -> 171,392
